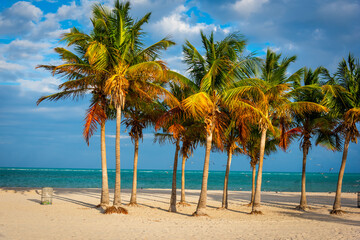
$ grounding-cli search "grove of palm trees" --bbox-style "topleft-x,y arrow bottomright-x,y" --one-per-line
37,0 -> 359,217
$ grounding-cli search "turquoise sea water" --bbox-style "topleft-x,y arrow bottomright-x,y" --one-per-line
1,168 -> 359,192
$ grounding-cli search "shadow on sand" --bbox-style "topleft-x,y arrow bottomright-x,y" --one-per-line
2,187 -> 358,220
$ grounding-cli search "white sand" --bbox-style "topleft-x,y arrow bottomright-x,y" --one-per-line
0,188 -> 359,239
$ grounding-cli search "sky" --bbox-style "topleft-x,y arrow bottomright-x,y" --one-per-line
0,0 -> 359,173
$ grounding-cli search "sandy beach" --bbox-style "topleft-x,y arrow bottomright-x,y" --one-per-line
0,188 -> 359,239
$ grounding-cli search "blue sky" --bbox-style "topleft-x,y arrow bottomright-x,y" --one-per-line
0,0 -> 359,172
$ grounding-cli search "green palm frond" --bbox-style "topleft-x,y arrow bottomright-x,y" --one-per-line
127,61 -> 165,80
61,28 -> 92,47
153,132 -> 175,145
182,92 -> 213,119
200,58 -> 230,92
54,47 -> 84,64
321,84 -> 354,114
223,84 -> 265,104
37,89 -> 88,105
137,37 -> 175,60
58,76 -> 96,91
315,131 -> 342,152
288,101 -> 327,117
166,71 -> 199,91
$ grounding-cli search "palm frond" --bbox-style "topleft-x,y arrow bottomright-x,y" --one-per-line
182,92 -> 213,119
288,101 -> 327,117
37,89 -> 88,105
83,102 -> 107,145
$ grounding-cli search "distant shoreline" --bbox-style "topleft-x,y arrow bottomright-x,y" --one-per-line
1,167 -> 360,174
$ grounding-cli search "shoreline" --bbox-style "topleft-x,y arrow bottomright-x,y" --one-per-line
1,186 -> 359,194
1,187 -> 359,239
2,166 -> 360,174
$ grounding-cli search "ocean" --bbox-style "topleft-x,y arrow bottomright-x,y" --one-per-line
1,167 -> 359,192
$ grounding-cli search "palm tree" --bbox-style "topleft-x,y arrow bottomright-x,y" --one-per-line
155,82 -> 198,212
86,1 -> 174,212
179,31 -> 259,216
322,53 -> 360,215
123,97 -> 165,206
225,49 -> 327,214
244,126 -> 278,206
36,31 -> 112,208
292,67 -> 341,211
178,121 -> 202,206
220,116 -> 248,209
153,131 -> 181,212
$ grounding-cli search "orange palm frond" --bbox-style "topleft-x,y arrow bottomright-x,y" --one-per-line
279,126 -> 302,150
83,102 -> 107,145
212,110 -> 228,150
344,107 -> 360,126
168,123 -> 185,139
155,106 -> 183,131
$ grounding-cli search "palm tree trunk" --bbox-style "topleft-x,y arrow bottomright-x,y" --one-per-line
129,135 -> 139,205
100,121 -> 109,207
180,154 -> 187,204
193,126 -> 213,216
331,131 -> 351,214
113,105 -> 122,206
251,127 -> 267,214
298,142 -> 309,210
169,138 -> 180,212
221,149 -> 233,209
250,163 -> 256,206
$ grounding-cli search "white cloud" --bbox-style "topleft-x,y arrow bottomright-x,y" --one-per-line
284,42 -> 297,51
312,28 -> 324,40
105,134 -> 130,139
32,106 -> 82,113
32,106 -> 86,120
16,77 -> 61,93
263,46 -> 281,53
47,28 -> 71,39
6,39 -> 50,49
131,0 -> 151,5
0,39 -> 51,62
0,60 -> 26,72
0,1 -> 43,35
229,0 -> 269,18
56,2 -> 80,19
151,5 -> 226,40
8,1 -> 43,20
23,1 -> 92,40
1,105 -> 86,120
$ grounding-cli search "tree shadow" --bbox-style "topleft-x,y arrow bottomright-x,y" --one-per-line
27,199 -> 41,204
20,188 -> 103,213
223,208 -> 249,214
52,195 -> 99,209
280,210 -> 360,227
136,202 -> 192,217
